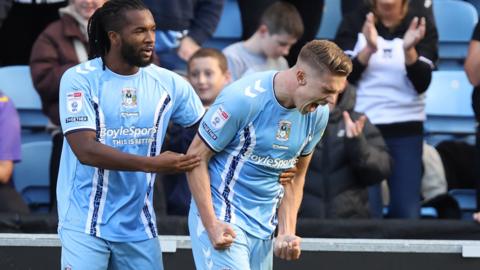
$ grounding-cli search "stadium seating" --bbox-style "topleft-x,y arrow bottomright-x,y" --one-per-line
433,0 -> 478,69
203,0 -> 242,50
424,70 -> 475,136
0,65 -> 48,129
449,189 -> 477,220
13,140 -> 52,213
383,206 -> 439,218
316,0 -> 342,40
465,0 -> 480,16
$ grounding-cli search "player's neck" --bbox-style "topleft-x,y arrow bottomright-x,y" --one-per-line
273,69 -> 296,109
104,52 -> 139,75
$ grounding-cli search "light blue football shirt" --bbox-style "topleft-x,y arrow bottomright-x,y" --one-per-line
193,71 -> 329,239
58,58 -> 205,241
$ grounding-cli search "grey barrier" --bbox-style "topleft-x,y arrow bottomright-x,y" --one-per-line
1,234 -> 480,269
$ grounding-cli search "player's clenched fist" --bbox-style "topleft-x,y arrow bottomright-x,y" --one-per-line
206,220 -> 237,249
274,234 -> 301,260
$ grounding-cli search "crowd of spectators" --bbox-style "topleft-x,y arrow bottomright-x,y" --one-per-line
0,0 -> 479,223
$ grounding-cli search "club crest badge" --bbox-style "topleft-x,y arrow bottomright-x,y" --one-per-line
66,91 -> 83,114
122,88 -> 137,108
276,120 -> 291,141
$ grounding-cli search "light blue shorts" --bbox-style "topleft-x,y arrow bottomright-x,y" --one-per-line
58,228 -> 163,270
188,209 -> 273,270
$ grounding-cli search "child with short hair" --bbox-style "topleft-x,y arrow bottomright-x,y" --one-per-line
187,48 -> 231,107
223,1 -> 304,80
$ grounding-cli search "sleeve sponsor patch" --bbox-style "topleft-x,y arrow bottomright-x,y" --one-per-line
202,122 -> 218,140
65,116 -> 89,123
66,91 -> 83,114
210,105 -> 229,129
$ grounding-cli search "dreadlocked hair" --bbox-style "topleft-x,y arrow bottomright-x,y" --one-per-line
87,0 -> 147,68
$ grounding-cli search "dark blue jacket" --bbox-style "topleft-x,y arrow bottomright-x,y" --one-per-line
144,0 -> 224,45
300,85 -> 392,219
160,122 -> 198,215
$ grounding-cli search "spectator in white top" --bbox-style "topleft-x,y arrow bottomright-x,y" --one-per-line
334,0 -> 438,219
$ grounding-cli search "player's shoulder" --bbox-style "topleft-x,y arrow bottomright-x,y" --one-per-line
312,104 -> 330,125
143,64 -> 187,83
62,58 -> 102,84
143,64 -> 192,92
223,71 -> 275,101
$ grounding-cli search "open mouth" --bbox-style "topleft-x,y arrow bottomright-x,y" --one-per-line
141,47 -> 153,57
308,103 -> 319,112
300,103 -> 319,114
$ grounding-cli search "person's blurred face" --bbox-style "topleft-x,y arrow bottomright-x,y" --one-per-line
261,30 -> 298,59
73,0 -> 106,20
374,0 -> 405,20
188,56 -> 230,107
118,9 -> 156,67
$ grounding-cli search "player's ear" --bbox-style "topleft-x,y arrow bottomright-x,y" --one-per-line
296,70 -> 306,86
108,31 -> 120,47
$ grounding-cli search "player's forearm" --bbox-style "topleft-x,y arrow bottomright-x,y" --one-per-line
186,163 -> 218,229
186,135 -> 218,230
277,185 -> 296,235
71,139 -> 154,172
277,154 -> 311,235
277,176 -> 304,235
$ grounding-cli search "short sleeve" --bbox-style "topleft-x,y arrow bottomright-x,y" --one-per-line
198,91 -> 251,152
301,105 -> 329,156
59,68 -> 97,135
170,77 -> 205,127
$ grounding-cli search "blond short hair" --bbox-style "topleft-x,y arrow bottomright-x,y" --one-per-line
298,40 -> 352,76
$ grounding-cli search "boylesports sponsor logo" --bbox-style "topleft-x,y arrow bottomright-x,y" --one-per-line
99,126 -> 157,139
249,154 -> 297,169
99,126 -> 158,146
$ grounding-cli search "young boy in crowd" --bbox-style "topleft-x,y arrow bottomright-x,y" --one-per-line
222,1 -> 303,80
187,48 -> 232,107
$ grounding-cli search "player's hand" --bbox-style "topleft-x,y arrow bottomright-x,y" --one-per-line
343,111 -> 366,138
403,16 -> 426,50
279,167 -> 297,185
206,220 -> 237,250
154,151 -> 200,173
274,234 -> 301,260
177,36 -> 200,61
